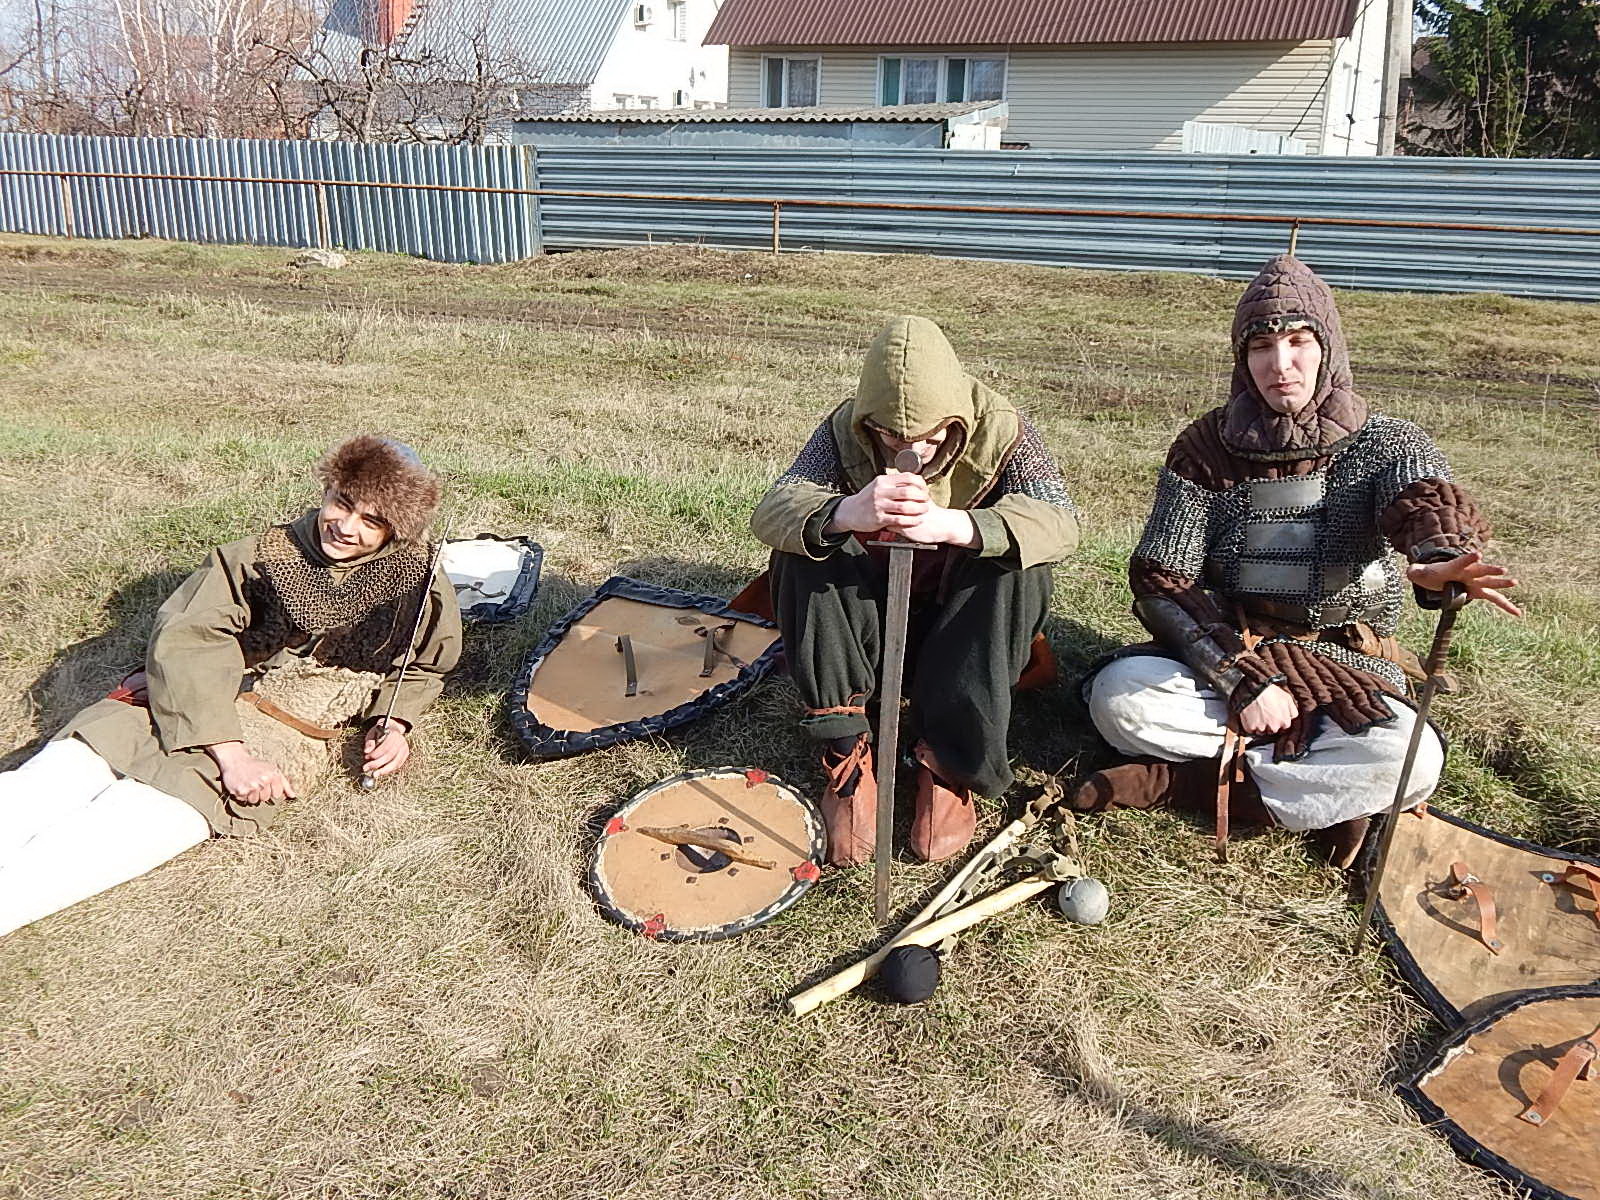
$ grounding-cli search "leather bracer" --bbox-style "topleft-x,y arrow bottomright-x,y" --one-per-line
1133,595 -> 1283,705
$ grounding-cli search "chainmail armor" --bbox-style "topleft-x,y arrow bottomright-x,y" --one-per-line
992,417 -> 1083,519
239,525 -> 433,674
774,421 -> 851,492
1136,416 -> 1452,636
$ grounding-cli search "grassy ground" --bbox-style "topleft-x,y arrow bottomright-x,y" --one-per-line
0,234 -> 1596,1200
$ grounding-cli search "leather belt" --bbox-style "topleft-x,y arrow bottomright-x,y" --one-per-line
238,690 -> 342,740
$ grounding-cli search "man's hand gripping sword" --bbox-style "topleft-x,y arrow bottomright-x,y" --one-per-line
867,448 -> 937,924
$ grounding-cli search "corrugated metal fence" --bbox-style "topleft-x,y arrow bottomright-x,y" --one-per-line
3,133 -> 1600,299
0,133 -> 537,263
532,147 -> 1600,300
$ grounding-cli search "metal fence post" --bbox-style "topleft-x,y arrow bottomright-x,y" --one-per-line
58,174 -> 74,239
316,181 -> 331,250
771,201 -> 781,254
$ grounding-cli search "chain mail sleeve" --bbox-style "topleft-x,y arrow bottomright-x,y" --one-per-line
750,418 -> 854,560
968,415 -> 1082,570
1128,466 -> 1284,706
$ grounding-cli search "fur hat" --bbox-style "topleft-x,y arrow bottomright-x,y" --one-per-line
315,435 -> 441,544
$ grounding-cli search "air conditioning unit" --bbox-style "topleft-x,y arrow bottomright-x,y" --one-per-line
632,2 -> 653,27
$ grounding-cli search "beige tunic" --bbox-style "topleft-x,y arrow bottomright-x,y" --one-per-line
59,513 -> 462,836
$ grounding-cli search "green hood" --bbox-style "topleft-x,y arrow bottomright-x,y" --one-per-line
831,315 -> 1020,508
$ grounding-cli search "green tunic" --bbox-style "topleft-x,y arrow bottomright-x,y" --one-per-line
59,511 -> 463,837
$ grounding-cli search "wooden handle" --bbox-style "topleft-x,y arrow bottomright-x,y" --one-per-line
632,825 -> 775,870
786,875 -> 1057,1017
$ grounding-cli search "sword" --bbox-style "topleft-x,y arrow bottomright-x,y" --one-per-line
358,517 -> 454,792
1352,582 -> 1468,952
867,448 -> 937,924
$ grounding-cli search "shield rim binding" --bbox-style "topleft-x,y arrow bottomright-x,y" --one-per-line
1361,806 -> 1600,1027
508,575 -> 781,760
587,765 -> 825,944
1399,981 -> 1600,1200
446,533 -> 544,624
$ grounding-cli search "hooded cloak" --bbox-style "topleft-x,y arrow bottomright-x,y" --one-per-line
751,315 -> 1079,571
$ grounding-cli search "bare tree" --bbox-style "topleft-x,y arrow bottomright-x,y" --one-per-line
1,0 -> 549,142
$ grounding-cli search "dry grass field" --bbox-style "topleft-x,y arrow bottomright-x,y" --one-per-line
0,233 -> 1597,1200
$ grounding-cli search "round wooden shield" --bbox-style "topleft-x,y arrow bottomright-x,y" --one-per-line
1403,985 -> 1600,1200
1365,807 -> 1600,1024
590,767 -> 825,943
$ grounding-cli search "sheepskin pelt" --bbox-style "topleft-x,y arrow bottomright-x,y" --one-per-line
235,660 -> 382,795
316,435 -> 441,545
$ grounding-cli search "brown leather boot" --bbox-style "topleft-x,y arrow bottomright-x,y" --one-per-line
819,734 -> 876,867
1070,757 -> 1271,826
1308,816 -> 1371,870
909,742 -> 977,863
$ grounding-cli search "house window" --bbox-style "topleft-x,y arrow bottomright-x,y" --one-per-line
673,88 -> 689,106
631,2 -> 652,28
667,0 -> 686,41
763,56 -> 820,107
879,55 -> 1006,104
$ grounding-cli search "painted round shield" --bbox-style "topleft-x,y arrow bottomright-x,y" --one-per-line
1403,984 -> 1600,1200
590,767 -> 825,943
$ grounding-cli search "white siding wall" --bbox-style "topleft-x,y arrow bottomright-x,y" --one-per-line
1320,0 -> 1390,154
729,42 -> 1336,152
590,0 -> 729,109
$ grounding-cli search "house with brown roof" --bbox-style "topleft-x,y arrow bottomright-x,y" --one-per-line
704,0 -> 1413,154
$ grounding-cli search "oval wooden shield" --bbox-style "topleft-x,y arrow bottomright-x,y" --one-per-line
442,534 -> 543,623
509,576 -> 782,759
1367,807 -> 1600,1024
590,767 -> 825,943
1403,985 -> 1600,1200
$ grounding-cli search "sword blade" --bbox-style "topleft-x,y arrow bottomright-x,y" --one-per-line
874,542 -> 916,924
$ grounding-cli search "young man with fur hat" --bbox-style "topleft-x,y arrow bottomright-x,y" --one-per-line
0,436 -> 462,937
1074,255 -> 1520,865
752,315 -> 1081,867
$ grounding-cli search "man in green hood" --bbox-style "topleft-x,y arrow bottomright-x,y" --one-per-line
751,315 -> 1081,866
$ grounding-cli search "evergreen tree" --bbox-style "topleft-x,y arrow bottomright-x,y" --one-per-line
1406,0 -> 1600,157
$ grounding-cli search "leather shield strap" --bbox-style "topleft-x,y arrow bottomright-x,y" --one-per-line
1518,1027 -> 1599,1127
1446,860 -> 1504,954
1547,862 -> 1600,929
238,690 -> 342,740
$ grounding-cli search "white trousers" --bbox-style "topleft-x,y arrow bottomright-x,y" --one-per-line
1086,654 -> 1444,832
0,738 -> 211,937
